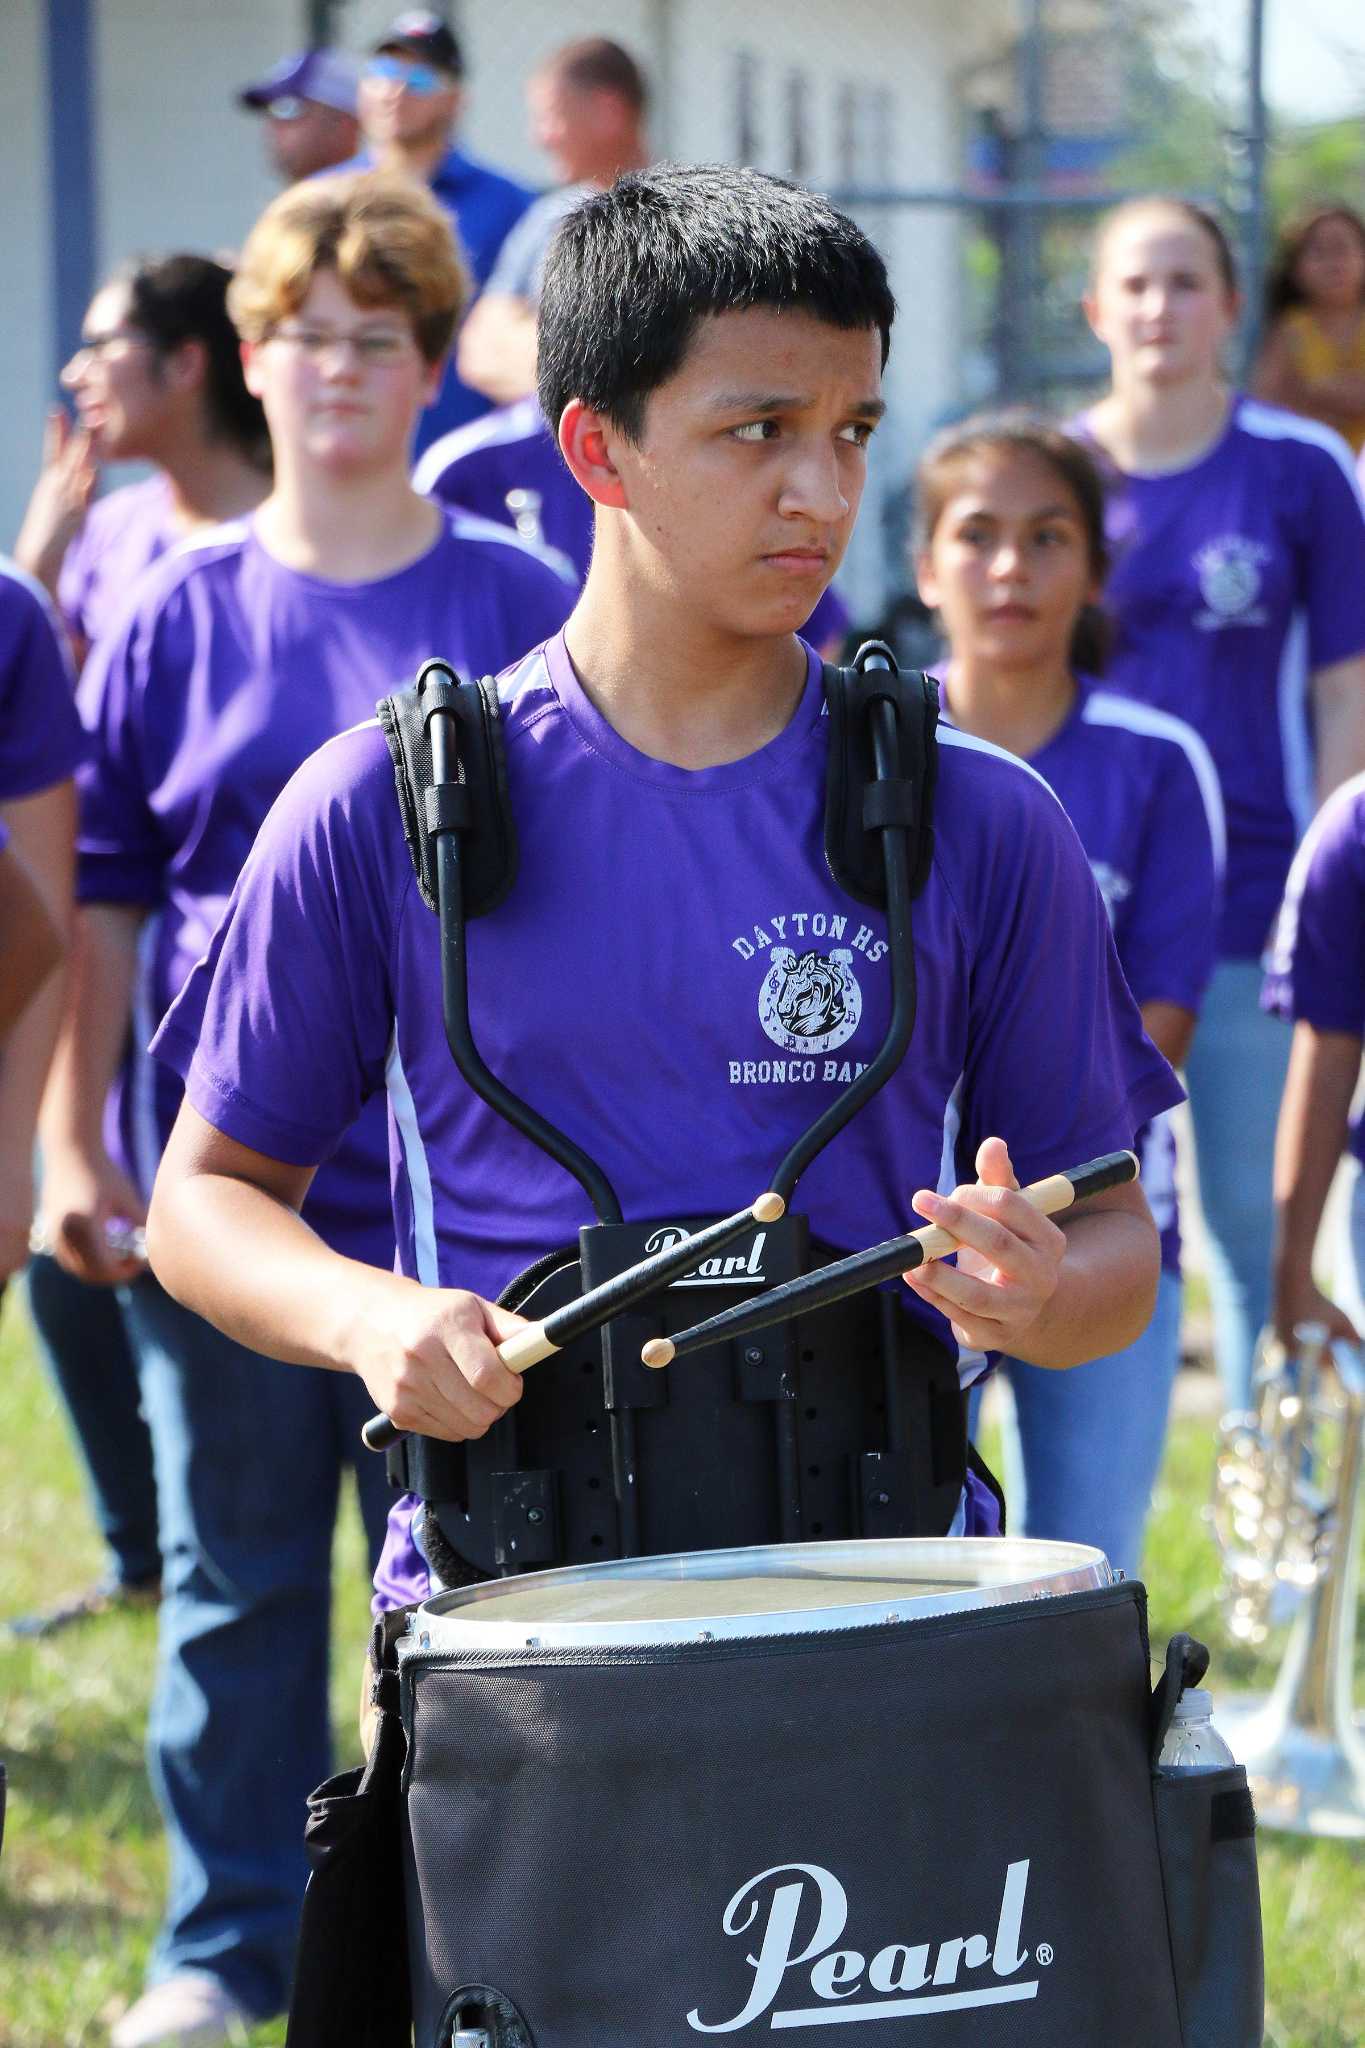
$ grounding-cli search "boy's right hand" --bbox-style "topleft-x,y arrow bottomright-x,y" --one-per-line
351,1284 -> 530,1442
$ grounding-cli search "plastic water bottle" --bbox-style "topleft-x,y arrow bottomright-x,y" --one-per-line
1158,1688 -> 1237,1770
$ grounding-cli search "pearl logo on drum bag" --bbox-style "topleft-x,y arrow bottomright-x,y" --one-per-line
642,1224 -> 770,1286
688,1859 -> 1042,2034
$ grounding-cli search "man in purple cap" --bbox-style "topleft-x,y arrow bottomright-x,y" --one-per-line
334,10 -> 533,450
238,48 -> 360,183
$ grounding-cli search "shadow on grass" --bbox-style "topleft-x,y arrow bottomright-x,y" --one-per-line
5,1714 -> 162,1835
0,1877 -> 144,1943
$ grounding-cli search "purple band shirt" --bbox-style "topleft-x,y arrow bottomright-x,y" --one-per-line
57,475 -> 177,653
1077,397 -> 1365,960
940,677 -> 1221,1272
0,558 -> 86,797
155,633 -> 1182,1608
76,510 -> 575,1258
1264,772 -> 1365,1166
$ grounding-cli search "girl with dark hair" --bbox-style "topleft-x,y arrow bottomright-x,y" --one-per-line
1077,196 -> 1365,1414
1253,205 -> 1365,453
7,256 -> 271,1647
915,413 -> 1222,1573
16,253 -> 270,665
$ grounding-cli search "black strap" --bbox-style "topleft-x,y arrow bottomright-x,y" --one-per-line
823,651 -> 938,906
1148,1629 -> 1213,1767
376,659 -> 517,918
381,649 -> 936,920
284,1608 -> 415,2048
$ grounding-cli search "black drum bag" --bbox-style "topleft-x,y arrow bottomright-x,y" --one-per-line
394,1579 -> 1262,2047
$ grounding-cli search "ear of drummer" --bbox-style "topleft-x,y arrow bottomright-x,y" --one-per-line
557,398 -> 630,510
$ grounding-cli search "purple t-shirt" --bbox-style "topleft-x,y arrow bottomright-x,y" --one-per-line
414,400 -> 853,649
154,631 -> 1180,1606
0,558 -> 85,797
57,475 -> 176,652
1263,772 -> 1365,1166
942,677 -> 1223,1272
1078,397 -> 1365,960
77,510 -> 575,1255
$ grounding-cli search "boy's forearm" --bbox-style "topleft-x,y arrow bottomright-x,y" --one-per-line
1006,1195 -> 1159,1369
147,1155 -> 413,1375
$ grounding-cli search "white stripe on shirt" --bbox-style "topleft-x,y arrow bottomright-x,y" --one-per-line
1236,396 -> 1365,504
385,1030 -> 439,1285
936,721 -> 1065,804
412,397 -> 545,492
1276,608 -> 1315,840
1080,689 -> 1227,874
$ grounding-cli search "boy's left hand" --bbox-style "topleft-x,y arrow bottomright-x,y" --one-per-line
903,1135 -> 1065,1352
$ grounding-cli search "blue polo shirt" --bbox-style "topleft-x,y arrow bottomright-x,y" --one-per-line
330,144 -> 535,449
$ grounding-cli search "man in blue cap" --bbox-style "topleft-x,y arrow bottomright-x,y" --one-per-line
237,48 -> 361,183
337,10 -> 534,449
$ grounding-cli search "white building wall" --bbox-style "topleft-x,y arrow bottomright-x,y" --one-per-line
0,0 -> 52,554
1,0 -> 1012,603
93,0 -> 296,267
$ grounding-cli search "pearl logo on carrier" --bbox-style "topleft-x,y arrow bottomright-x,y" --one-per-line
687,1859 -> 1042,2033
759,947 -> 862,1054
642,1225 -> 769,1288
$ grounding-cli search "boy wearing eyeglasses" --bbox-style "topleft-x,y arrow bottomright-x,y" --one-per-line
69,173 -> 572,2048
334,10 -> 534,450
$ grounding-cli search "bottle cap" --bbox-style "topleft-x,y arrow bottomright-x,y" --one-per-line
1173,1686 -> 1212,1720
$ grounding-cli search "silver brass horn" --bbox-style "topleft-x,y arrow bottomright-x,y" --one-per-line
1211,1320 -> 1365,1838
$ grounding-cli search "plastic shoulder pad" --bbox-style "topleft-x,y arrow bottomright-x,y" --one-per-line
822,645 -> 938,908
376,659 -> 518,918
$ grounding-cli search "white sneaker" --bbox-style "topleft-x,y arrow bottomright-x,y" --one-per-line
109,1973 -> 252,2048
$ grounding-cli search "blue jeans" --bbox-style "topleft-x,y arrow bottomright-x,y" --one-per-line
24,1253 -> 160,1587
969,1268 -> 1183,1579
1183,957 -> 1292,1413
121,1274 -> 395,2018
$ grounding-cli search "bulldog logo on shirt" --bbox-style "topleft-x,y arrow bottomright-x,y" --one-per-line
759,946 -> 862,1053
1193,535 -> 1270,629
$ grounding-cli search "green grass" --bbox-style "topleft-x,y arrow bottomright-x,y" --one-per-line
2,1295 -> 1362,2046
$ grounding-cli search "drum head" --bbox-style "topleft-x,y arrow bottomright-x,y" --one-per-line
408,1537 -> 1112,1649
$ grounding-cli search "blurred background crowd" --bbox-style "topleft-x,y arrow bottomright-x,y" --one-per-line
2,3 -> 1365,2045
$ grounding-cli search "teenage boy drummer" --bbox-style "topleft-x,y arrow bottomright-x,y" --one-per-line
147,167 -> 1177,1634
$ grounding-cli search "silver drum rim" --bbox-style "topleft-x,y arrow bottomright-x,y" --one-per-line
403,1536 -> 1113,1650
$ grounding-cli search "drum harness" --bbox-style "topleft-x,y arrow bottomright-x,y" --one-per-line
374,640 -> 1004,1584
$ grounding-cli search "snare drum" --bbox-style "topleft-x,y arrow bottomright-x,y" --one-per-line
396,1535 -> 1213,2048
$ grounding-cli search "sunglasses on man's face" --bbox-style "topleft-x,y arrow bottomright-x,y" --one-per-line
266,96 -> 309,121
365,56 -> 446,96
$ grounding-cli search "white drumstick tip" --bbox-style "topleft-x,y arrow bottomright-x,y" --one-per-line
752,1192 -> 785,1224
642,1337 -> 675,1369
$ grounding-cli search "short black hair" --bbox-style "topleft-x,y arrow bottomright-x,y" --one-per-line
537,163 -> 895,440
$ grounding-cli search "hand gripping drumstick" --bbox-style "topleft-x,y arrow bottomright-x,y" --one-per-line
361,1192 -> 786,1451
640,1150 -> 1139,1369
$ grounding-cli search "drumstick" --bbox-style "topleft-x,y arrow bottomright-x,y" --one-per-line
361,1191 -> 786,1450
640,1150 -> 1139,1369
